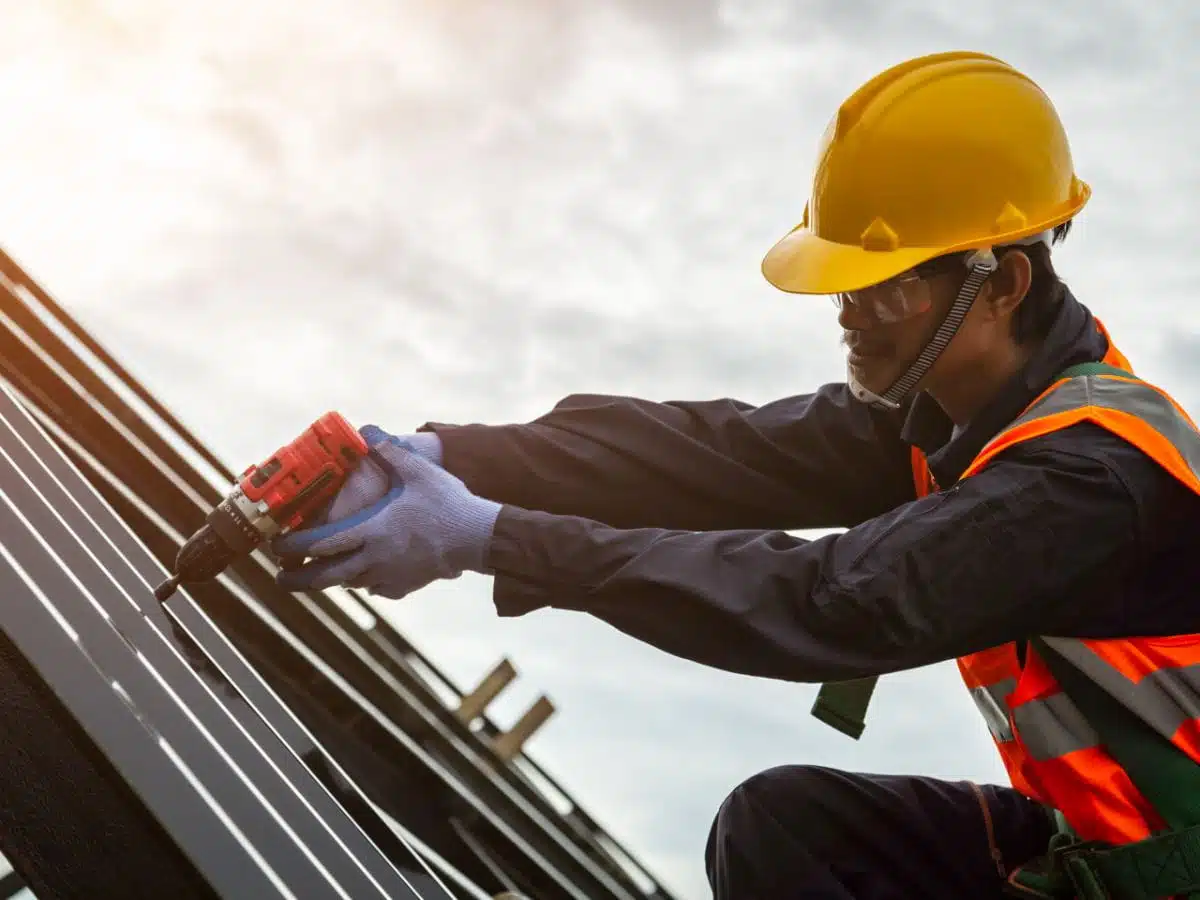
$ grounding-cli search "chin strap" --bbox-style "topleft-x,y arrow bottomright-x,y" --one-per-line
851,230 -> 1054,412
851,250 -> 997,410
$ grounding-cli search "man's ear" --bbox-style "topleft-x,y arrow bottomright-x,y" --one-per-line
981,249 -> 1032,322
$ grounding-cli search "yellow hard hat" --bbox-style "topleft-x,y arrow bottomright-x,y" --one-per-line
762,51 -> 1089,295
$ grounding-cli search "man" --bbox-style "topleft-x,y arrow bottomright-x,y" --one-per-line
273,51 -> 1200,899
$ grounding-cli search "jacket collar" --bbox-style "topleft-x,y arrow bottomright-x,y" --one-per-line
900,287 -> 1110,488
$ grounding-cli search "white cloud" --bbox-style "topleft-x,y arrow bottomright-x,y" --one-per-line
0,1 -> 1196,896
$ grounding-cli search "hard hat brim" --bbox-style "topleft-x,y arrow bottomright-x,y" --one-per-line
760,226 -> 948,296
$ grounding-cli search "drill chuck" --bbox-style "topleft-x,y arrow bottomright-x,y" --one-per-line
153,525 -> 233,602
153,497 -> 260,602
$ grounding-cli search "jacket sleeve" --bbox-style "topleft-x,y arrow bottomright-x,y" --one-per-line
482,424 -> 1154,683
420,384 -> 915,532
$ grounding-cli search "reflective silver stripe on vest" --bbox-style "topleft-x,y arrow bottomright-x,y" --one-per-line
1041,636 -> 1200,746
1005,640 -> 1200,761
1012,690 -> 1099,761
983,372 -> 1200,478
974,678 -> 1100,761
971,679 -> 1016,743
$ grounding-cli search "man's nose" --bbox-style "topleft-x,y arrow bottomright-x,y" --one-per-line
836,297 -> 876,331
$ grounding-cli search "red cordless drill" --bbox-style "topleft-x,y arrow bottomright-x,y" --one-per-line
153,412 -> 369,602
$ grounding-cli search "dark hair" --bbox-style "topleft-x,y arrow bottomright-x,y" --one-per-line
915,221 -> 1073,343
1006,220 -> 1071,344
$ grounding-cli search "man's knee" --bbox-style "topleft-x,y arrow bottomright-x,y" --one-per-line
712,764 -> 839,830
706,765 -> 846,896
706,765 -> 831,861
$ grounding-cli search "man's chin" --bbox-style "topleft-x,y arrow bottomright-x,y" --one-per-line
847,358 -> 900,395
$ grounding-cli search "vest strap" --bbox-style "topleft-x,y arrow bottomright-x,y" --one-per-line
1008,825 -> 1200,899
1064,826 -> 1200,899
1056,361 -> 1137,380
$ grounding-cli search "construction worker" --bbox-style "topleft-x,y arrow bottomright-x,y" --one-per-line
273,52 -> 1200,899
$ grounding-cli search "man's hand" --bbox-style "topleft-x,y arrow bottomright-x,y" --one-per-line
314,428 -> 443,525
270,425 -> 500,600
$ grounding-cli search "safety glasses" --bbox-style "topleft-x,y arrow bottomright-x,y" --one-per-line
832,255 -> 967,324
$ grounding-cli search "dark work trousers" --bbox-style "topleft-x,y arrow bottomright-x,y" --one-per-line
705,765 -> 1055,899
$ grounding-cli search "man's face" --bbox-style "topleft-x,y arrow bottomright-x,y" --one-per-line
837,257 -> 967,398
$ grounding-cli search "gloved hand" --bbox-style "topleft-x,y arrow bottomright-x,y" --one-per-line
271,425 -> 500,600
317,429 -> 443,525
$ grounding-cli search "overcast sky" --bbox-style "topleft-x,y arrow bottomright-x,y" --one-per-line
0,2 -> 1197,897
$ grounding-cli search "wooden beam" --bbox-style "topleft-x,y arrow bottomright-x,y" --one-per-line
492,696 -> 555,762
454,657 -> 517,725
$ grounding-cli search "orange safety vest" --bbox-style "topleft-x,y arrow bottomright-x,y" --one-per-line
911,328 -> 1200,847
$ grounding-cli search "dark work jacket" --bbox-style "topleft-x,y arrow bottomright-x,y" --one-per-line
421,291 -> 1200,683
